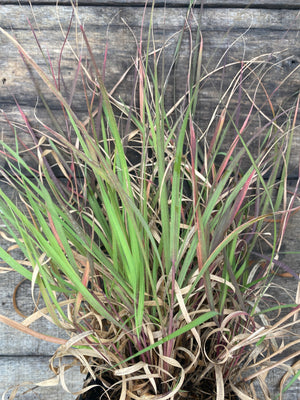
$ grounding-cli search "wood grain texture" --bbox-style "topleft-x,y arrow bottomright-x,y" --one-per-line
0,356 -> 83,399
1,5 -> 299,171
0,273 -> 73,357
0,1 -> 299,398
0,1 -> 300,8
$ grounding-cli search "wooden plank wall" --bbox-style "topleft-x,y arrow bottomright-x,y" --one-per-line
0,1 -> 300,399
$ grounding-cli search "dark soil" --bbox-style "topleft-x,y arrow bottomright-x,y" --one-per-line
76,372 -> 240,400
76,372 -> 116,400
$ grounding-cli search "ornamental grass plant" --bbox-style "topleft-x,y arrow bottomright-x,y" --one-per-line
0,1 -> 300,399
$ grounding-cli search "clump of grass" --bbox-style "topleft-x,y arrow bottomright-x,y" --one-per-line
0,1 -> 300,399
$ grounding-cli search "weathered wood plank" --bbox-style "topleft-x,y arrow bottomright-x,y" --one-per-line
0,272 -> 75,356
0,186 -> 83,396
1,6 -> 298,106
0,356 -> 83,399
0,184 -> 76,356
1,6 -> 299,174
1,1 -> 300,9
255,366 -> 300,399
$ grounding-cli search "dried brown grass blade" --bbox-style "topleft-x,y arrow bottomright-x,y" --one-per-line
0,314 -> 67,345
